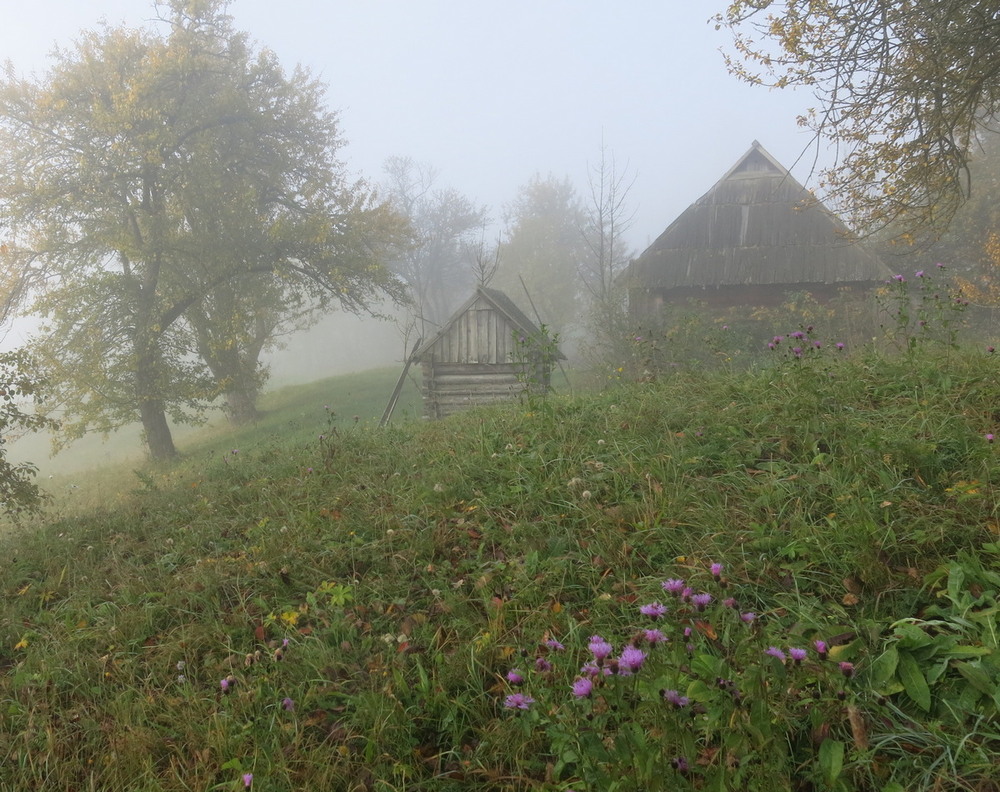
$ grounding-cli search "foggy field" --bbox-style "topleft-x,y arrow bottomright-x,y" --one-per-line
7,364 -> 421,502
1,341 -> 999,791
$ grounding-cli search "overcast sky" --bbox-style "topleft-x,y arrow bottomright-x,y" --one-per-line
0,0 -> 822,252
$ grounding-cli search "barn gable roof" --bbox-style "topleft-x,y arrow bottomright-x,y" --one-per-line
626,140 -> 891,291
414,286 -> 563,361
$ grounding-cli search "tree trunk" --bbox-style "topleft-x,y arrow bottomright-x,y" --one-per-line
135,343 -> 177,460
223,387 -> 259,425
139,397 -> 177,460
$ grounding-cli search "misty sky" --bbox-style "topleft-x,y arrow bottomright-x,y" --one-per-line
0,0 -> 821,252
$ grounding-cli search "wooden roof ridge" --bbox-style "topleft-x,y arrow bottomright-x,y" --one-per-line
414,286 -> 563,360
715,139 -> 789,183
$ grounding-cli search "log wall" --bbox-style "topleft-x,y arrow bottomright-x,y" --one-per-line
421,362 -> 551,419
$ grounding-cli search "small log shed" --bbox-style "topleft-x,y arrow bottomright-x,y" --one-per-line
412,286 -> 564,420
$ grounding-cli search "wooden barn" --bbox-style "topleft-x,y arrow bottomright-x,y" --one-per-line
624,140 -> 891,319
412,287 -> 563,420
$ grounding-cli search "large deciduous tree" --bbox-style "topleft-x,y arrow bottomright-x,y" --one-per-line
0,0 -> 403,459
718,1 -> 1000,240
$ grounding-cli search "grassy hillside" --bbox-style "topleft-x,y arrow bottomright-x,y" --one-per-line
6,365 -> 423,489
1,343 -> 999,791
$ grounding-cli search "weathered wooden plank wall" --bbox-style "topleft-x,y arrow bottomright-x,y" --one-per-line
421,361 -> 531,419
429,299 -> 519,364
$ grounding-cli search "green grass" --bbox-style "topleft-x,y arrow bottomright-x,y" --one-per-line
1,347 -> 1000,791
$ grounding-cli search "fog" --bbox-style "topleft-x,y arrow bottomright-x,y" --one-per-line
262,311 -> 406,388
1,2 -> 822,252
0,1 -> 828,473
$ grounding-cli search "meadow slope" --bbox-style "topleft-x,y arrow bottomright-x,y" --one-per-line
1,348 -> 999,791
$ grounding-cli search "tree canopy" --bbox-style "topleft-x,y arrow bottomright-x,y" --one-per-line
494,174 -> 588,334
0,349 -> 54,515
381,156 -> 489,332
0,0 -> 404,459
718,0 -> 1000,241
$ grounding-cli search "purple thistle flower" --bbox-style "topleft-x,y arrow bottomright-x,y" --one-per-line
243,773 -> 253,788
691,592 -> 712,611
740,612 -> 756,623
936,262 -> 946,268
768,342 -> 776,350
281,697 -> 295,711
773,335 -> 784,344
892,274 -> 905,282
639,602 -> 668,619
644,629 -> 668,644
588,635 -> 613,661
765,646 -> 786,661
839,662 -> 856,678
683,626 -> 692,638
987,433 -> 995,443
504,693 -> 535,710
722,597 -> 737,609
680,586 -> 694,601
672,756 -> 689,772
618,646 -> 646,674
836,342 -> 845,350
814,639 -> 828,658
915,270 -> 925,278
710,562 -> 723,578
220,678 -> 232,693
535,656 -> 552,672
792,346 -> 803,357
662,689 -> 690,708
789,647 -> 808,663
506,669 -> 525,684
545,638 -> 565,651
790,330 -> 805,340
580,662 -> 601,677
662,578 -> 686,594
571,676 -> 594,698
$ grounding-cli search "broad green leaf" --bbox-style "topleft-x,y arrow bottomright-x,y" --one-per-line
691,651 -> 723,679
897,650 -> 932,712
869,645 -> 898,689
818,738 -> 844,785
686,679 -> 714,703
894,622 -> 932,649
955,661 -> 995,696
945,645 -> 991,658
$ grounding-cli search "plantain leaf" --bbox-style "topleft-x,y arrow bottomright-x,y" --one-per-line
897,650 -> 932,712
